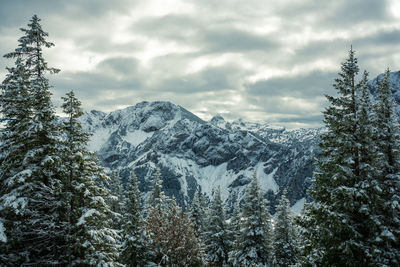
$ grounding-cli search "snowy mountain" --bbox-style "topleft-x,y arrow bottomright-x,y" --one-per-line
81,101 -> 320,213
368,70 -> 400,117
80,70 -> 400,213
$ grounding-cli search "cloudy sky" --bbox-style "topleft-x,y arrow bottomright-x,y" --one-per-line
1,0 -> 400,128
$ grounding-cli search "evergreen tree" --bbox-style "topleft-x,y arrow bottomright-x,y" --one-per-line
229,173 -> 272,266
228,198 -> 242,265
107,168 -> 124,229
203,186 -> 232,266
190,189 -> 206,238
189,189 -> 207,265
145,167 -> 169,264
145,168 -> 202,266
372,69 -> 400,265
120,170 -> 151,266
0,15 -> 64,265
164,198 -> 202,266
272,190 -> 298,266
299,48 -> 379,266
61,91 -> 121,266
148,167 -> 167,209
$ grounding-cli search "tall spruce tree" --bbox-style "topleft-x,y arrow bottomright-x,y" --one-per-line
164,198 -> 202,266
120,171 -> 151,266
189,189 -> 207,265
0,15 -> 64,265
107,168 -> 124,230
272,190 -> 298,266
229,173 -> 272,266
372,69 -> 400,265
228,198 -> 242,265
61,91 -> 121,266
145,167 -> 168,264
203,186 -> 232,266
299,48 -> 379,266
190,189 -> 206,239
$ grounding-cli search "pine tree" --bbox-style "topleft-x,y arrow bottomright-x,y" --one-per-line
228,198 -> 241,265
0,15 -> 64,265
145,168 -> 202,266
299,48 -> 379,266
203,186 -> 232,266
61,91 -> 121,266
107,168 -> 124,230
229,173 -> 272,266
145,167 -> 169,264
120,170 -> 151,266
371,69 -> 400,265
148,167 -> 167,209
272,190 -> 298,266
164,198 -> 202,266
189,189 -> 207,265
190,189 -> 206,238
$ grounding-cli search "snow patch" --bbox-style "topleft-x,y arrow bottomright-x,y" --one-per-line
123,130 -> 153,147
198,163 -> 234,200
0,220 -> 6,243
87,127 -> 116,152
77,209 -> 99,226
141,115 -> 165,131
291,198 -> 305,215
256,164 -> 279,193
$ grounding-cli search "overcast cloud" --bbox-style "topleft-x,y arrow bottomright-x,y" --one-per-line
1,0 -> 399,128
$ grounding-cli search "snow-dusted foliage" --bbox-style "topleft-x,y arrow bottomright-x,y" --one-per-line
107,168 -> 124,229
189,189 -> 206,238
203,186 -> 232,266
145,169 -> 202,266
371,69 -> 400,265
0,15 -> 65,265
229,173 -> 272,266
299,48 -> 400,266
60,91 -> 121,266
120,171 -> 151,266
272,190 -> 299,266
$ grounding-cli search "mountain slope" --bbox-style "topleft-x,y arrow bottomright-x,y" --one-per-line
81,101 -> 320,213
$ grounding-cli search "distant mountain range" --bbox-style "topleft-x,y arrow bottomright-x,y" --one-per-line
81,70 -> 400,213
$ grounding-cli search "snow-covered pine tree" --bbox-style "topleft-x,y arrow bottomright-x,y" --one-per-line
227,198 -> 241,265
372,69 -> 400,265
203,186 -> 232,266
148,167 -> 167,209
272,190 -> 298,266
164,198 -> 202,266
145,167 -> 169,264
61,91 -> 121,266
120,170 -> 151,266
189,189 -> 207,265
107,168 -> 124,230
299,48 -> 379,266
0,15 -> 64,265
190,189 -> 206,239
229,173 -> 272,266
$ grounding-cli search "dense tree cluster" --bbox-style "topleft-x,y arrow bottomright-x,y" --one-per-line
0,16 -> 399,267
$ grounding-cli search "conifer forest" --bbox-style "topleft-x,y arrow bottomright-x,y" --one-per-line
0,15 -> 399,267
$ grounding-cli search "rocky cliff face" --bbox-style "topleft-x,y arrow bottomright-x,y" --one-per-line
81,70 -> 400,213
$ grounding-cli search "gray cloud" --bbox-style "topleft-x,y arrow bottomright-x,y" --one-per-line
0,0 -> 399,128
246,71 -> 337,98
97,57 -> 139,77
134,14 -> 279,54
156,65 -> 244,94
